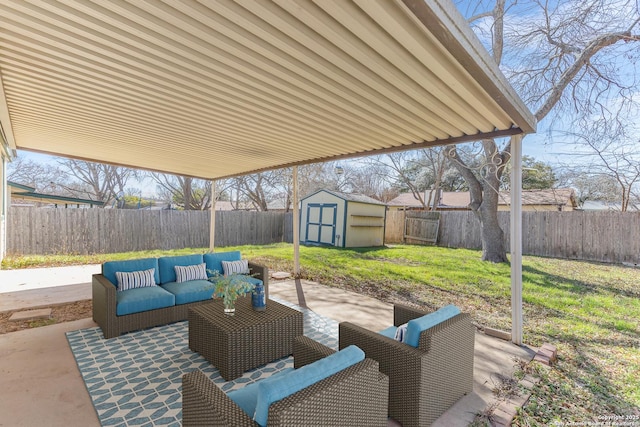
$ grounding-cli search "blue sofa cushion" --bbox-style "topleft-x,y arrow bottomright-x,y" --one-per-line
103,258 -> 159,289
227,368 -> 294,418
253,345 -> 365,426
203,251 -> 241,276
116,286 -> 175,316
405,304 -> 461,348
161,280 -> 214,305
158,254 -> 204,284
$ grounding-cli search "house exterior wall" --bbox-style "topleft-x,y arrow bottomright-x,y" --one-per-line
345,201 -> 386,247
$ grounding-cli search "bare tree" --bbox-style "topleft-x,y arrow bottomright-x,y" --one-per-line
556,118 -> 640,211
150,173 -> 224,210
447,0 -> 640,262
58,159 -> 137,205
7,157 -> 63,192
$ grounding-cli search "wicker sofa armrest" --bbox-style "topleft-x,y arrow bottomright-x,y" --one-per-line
268,358 -> 389,427
182,370 -> 256,427
248,261 -> 269,299
92,274 -> 118,338
393,303 -> 428,326
293,336 -> 336,369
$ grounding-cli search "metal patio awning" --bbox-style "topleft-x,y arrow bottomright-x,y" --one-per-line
0,0 -> 535,179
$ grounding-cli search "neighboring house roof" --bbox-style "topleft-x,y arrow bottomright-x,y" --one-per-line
8,180 -> 105,207
498,188 -> 577,208
213,200 -> 256,211
388,191 -> 469,209
302,189 -> 386,206
389,188 -> 577,209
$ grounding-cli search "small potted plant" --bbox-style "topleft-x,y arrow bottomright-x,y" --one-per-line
207,270 -> 254,316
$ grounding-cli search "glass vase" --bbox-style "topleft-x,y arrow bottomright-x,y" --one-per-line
223,299 -> 236,316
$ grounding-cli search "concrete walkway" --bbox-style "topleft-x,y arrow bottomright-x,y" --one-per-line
0,266 -> 537,427
0,264 -> 99,313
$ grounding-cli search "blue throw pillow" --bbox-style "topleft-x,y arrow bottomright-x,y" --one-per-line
404,304 -> 461,348
253,345 -> 365,426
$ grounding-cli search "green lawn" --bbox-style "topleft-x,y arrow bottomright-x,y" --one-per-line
3,243 -> 639,425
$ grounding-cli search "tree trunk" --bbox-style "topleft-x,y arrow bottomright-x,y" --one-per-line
478,203 -> 507,262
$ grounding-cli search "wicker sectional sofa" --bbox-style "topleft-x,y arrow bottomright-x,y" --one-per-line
92,251 -> 268,339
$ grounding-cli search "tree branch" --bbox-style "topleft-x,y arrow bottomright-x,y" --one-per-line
535,30 -> 640,121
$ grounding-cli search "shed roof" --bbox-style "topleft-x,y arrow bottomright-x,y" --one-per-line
0,0 -> 535,179
302,189 -> 386,206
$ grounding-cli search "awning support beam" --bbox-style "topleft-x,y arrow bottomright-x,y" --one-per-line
209,180 -> 216,252
510,134 -> 523,345
293,166 -> 300,276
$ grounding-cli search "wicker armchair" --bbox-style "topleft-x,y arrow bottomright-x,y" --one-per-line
339,304 -> 475,427
182,336 -> 389,426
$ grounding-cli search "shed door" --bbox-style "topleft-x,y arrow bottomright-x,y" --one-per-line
305,203 -> 337,245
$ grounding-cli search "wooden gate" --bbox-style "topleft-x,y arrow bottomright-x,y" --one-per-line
404,212 -> 441,244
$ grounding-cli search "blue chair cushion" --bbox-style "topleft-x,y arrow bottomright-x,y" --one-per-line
404,304 -> 461,348
116,286 -> 175,316
103,258 -> 159,289
253,345 -> 365,426
379,326 -> 398,339
227,368 -> 294,418
157,254 -> 204,284
203,251 -> 241,276
161,280 -> 214,305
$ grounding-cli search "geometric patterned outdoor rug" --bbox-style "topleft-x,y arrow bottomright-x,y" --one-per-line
66,297 -> 338,426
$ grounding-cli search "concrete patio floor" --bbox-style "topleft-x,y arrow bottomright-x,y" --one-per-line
0,266 -> 537,426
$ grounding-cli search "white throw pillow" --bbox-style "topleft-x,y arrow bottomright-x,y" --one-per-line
116,268 -> 157,291
175,263 -> 207,283
221,259 -> 250,275
394,323 -> 408,343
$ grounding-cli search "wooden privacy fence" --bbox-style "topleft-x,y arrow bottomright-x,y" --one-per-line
385,210 -> 640,265
7,207 -> 289,255
7,207 -> 640,264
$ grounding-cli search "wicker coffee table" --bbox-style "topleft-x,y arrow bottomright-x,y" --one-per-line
188,297 -> 303,380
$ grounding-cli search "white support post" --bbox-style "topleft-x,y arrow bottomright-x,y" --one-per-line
510,135 -> 523,345
0,154 -> 6,264
209,180 -> 216,252
293,166 -> 300,276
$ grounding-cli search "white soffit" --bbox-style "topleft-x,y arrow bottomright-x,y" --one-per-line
0,0 -> 536,179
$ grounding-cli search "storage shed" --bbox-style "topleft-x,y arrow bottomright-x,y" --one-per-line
300,190 -> 386,248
